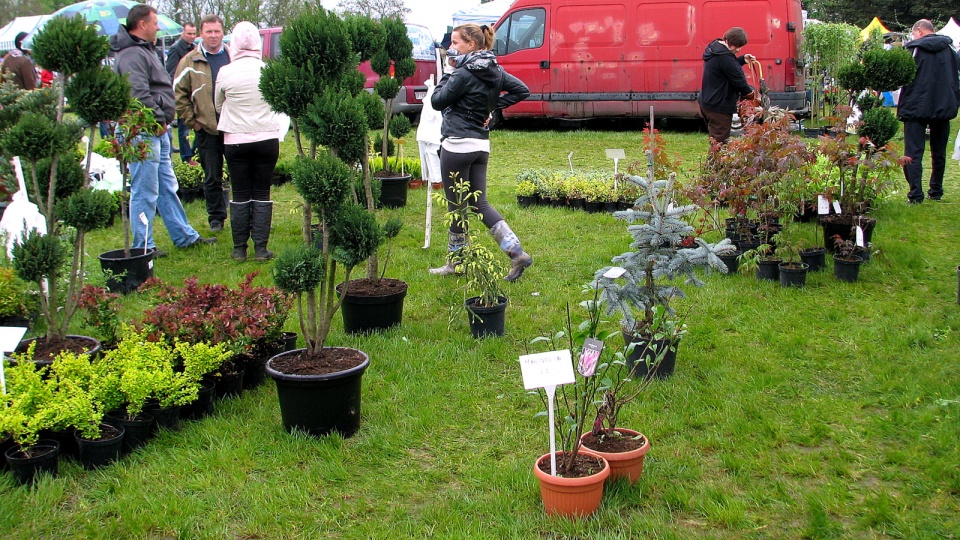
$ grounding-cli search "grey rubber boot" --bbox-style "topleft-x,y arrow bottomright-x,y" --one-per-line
250,200 -> 274,261
229,201 -> 251,261
490,220 -> 532,281
429,232 -> 466,275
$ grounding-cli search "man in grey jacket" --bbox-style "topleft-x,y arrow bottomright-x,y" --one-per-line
110,4 -> 215,254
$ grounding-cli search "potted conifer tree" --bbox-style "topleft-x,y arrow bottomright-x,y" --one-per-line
261,8 -> 382,438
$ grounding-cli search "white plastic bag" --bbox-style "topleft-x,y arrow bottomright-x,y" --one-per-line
953,128 -> 960,160
2,157 -> 48,258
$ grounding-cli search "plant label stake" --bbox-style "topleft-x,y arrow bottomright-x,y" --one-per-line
817,195 -> 830,215
567,151 -> 574,173
855,226 -> 865,247
833,201 -> 842,214
0,326 -> 27,395
605,149 -> 626,185
139,212 -> 149,253
519,349 -> 575,476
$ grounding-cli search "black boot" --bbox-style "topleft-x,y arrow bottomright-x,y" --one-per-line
251,200 -> 274,261
230,201 -> 251,261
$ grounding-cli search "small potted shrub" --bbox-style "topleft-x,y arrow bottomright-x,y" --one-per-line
0,266 -> 34,327
515,179 -> 537,208
832,235 -> 864,282
0,350 -> 61,484
172,157 -> 204,203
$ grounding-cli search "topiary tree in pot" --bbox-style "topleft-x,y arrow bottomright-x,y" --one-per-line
261,8 -> 382,438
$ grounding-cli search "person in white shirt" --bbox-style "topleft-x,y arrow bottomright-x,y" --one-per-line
215,21 -> 280,261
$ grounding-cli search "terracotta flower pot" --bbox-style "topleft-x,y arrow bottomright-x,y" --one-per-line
533,450 -> 610,517
579,428 -> 650,484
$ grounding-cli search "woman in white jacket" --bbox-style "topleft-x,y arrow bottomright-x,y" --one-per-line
215,21 -> 280,261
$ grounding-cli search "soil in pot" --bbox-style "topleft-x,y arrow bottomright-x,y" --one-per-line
466,296 -> 507,339
580,429 -> 650,483
5,440 -> 60,485
337,278 -> 409,335
76,424 -> 124,470
266,348 -> 370,437
13,335 -> 101,368
778,262 -> 809,288
534,451 -> 610,517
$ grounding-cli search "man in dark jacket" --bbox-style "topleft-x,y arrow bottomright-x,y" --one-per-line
698,27 -> 755,144
165,23 -> 197,164
110,4 -> 215,254
1,32 -> 37,90
897,19 -> 960,204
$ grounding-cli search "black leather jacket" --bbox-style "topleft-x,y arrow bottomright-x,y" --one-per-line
432,50 -> 529,140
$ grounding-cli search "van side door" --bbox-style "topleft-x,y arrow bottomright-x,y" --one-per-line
493,7 -> 548,118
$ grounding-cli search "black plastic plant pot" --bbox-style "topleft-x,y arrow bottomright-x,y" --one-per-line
338,281 -> 408,335
465,296 -> 507,339
622,331 -> 678,380
718,250 -> 741,274
104,412 -> 154,454
4,439 -> 60,485
75,424 -> 124,470
181,379 -> 216,420
834,255 -> 863,282
378,175 -> 410,209
281,331 -> 299,352
756,259 -> 781,281
98,248 -> 155,294
799,247 -> 827,272
778,262 -> 809,288
144,403 -> 182,432
266,348 -> 370,438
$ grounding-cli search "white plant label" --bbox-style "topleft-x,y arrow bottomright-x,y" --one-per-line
832,201 -> 842,214
519,349 -> 575,390
139,213 -> 148,225
855,226 -> 865,247
605,148 -> 625,177
603,266 -> 627,279
0,326 -> 28,396
817,195 -> 830,215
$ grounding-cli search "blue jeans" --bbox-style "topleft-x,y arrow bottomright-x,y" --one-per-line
128,132 -> 200,249
177,118 -> 194,161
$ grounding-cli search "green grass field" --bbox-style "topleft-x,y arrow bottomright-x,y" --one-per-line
2,121 -> 959,538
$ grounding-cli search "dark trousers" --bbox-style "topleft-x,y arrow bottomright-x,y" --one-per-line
699,103 -> 733,144
440,148 -> 503,234
194,129 -> 227,224
177,118 -> 194,161
224,139 -> 279,202
902,120 -> 951,202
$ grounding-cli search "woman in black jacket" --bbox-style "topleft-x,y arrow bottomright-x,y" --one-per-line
429,23 -> 532,281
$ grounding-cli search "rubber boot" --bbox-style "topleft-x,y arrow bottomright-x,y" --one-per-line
490,220 -> 532,282
429,232 -> 466,275
250,200 -> 274,261
229,201 -> 251,261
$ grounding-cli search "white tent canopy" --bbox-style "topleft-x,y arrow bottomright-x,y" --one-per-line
452,0 -> 514,28
0,15 -> 50,50
938,17 -> 960,51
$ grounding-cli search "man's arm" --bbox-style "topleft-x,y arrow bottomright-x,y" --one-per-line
164,41 -> 183,80
20,60 -> 36,90
117,54 -> 165,125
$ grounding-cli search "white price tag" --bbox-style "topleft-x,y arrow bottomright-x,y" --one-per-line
139,212 -> 149,225
855,226 -> 865,247
817,195 -> 830,215
0,326 -> 27,352
604,149 -> 626,160
832,201 -> 842,214
519,350 -> 575,390
603,266 -> 627,279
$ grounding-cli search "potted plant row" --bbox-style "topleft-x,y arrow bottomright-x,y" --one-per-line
514,168 -> 639,212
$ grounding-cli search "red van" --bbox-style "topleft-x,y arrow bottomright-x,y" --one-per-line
491,0 -> 807,121
259,24 -> 439,119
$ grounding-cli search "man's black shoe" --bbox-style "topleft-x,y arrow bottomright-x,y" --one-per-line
907,199 -> 923,205
152,249 -> 168,258
929,196 -> 942,201
184,236 -> 217,248
210,220 -> 224,233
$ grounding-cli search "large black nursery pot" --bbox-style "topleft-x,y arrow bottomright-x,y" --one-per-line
181,378 -> 216,420
834,255 -> 863,282
756,258 -> 781,281
5,439 -> 60,485
75,424 -> 124,470
778,262 -> 809,288
377,174 -> 410,209
718,250 -> 741,274
622,329 -> 678,380
465,296 -> 507,338
799,247 -> 826,272
98,248 -> 155,294
266,348 -> 370,438
337,279 -> 408,335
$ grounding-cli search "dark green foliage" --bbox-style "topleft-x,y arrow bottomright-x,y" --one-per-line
273,245 -> 325,294
394,57 -> 416,81
0,84 -> 56,133
836,62 -> 867,93
340,68 -> 366,97
278,7 -> 353,82
11,229 -> 67,285
855,92 -> 885,113
858,107 -> 899,147
373,75 -> 400,101
862,47 -> 916,92
1,112 -> 77,163
33,154 -> 86,202
359,91 -> 385,130
389,114 -> 411,140
57,188 -> 114,233
370,49 -> 391,75
302,89 -> 367,161
382,216 -> 402,239
260,59 -> 324,119
382,17 -> 414,79
373,133 -> 395,156
292,153 -> 353,209
329,203 -> 381,268
30,15 -> 108,76
65,67 -> 131,125
343,14 -> 385,62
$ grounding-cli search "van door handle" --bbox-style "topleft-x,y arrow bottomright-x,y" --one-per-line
540,60 -> 550,69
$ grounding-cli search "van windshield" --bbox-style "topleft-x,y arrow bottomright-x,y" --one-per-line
407,24 -> 436,60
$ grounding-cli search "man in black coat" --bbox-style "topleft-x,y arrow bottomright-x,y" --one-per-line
698,27 -> 756,144
165,23 -> 197,164
897,19 -> 960,204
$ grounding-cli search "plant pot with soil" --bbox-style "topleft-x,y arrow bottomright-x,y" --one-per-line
337,217 -> 408,334
579,428 -> 650,484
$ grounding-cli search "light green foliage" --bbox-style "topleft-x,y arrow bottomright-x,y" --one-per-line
177,341 -> 232,386
0,267 -> 31,318
514,179 -> 536,197
172,159 -> 203,190
0,346 -> 56,447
